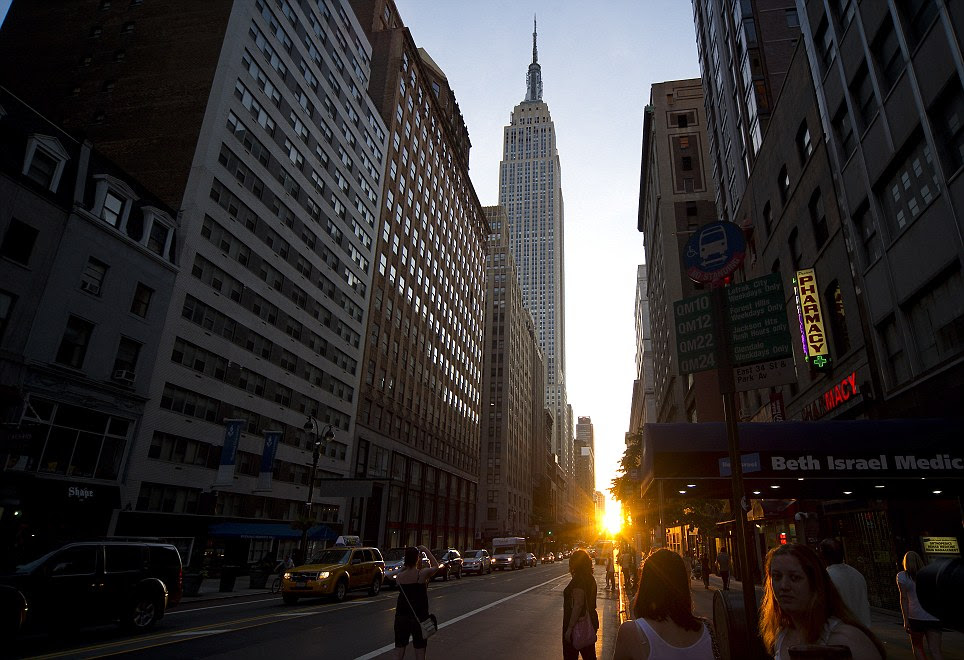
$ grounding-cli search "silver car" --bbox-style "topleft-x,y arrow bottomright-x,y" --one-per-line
461,549 -> 492,575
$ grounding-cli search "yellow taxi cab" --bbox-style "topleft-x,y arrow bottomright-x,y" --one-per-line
282,540 -> 384,604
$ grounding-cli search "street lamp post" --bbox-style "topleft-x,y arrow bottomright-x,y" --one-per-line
299,414 -> 335,562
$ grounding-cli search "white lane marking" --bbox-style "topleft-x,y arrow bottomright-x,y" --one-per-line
168,597 -> 373,615
353,574 -> 569,660
169,629 -> 234,636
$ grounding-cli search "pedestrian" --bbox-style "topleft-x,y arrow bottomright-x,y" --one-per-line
818,538 -> 872,628
699,554 -> 711,590
715,549 -> 730,591
563,548 -> 599,660
897,550 -> 944,660
606,554 -> 616,591
612,548 -> 717,659
620,548 -> 636,591
284,554 -> 294,569
759,544 -> 885,660
394,545 -> 439,659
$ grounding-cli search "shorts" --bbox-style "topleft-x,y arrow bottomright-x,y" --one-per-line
395,615 -> 427,649
908,618 -> 942,633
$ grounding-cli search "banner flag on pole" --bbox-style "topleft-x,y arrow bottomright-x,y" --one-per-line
254,430 -> 280,492
213,419 -> 245,488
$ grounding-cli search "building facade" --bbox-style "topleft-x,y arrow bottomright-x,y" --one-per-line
693,0 -> 801,222
0,87 -> 177,566
497,21 -> 572,487
1,0 -> 389,565
479,206 -> 543,541
573,416 -> 594,497
637,79 -> 725,424
349,0 -> 487,550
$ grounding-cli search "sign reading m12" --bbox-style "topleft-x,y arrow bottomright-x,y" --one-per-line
674,292 -> 716,374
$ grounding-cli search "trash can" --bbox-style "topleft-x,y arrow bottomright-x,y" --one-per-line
248,569 -> 269,589
219,566 -> 239,592
712,589 -> 767,660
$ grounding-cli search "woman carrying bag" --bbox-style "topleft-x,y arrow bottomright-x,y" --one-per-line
563,548 -> 599,660
394,545 -> 439,659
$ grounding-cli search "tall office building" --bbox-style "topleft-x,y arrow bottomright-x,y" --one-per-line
573,416 -> 594,496
638,80 -> 724,423
0,0 -> 389,562
498,20 -> 571,482
479,206 -> 543,539
349,0 -> 487,550
693,0 -> 800,222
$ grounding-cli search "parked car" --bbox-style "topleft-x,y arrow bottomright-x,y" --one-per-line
462,549 -> 491,575
0,540 -> 183,636
525,553 -> 538,567
381,548 -> 406,588
282,546 -> 384,603
431,549 -> 463,580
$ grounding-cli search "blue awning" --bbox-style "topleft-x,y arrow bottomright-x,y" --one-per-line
208,522 -> 337,541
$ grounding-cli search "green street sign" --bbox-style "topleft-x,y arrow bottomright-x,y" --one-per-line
726,273 -> 793,366
674,292 -> 716,374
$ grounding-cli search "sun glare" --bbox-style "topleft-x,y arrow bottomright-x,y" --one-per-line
603,503 -> 622,536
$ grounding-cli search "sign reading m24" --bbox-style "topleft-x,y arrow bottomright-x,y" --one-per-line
674,292 -> 716,374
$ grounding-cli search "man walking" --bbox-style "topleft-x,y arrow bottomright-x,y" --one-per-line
819,537 -> 872,627
715,549 -> 731,591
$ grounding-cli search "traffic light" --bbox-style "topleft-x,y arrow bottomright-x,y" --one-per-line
547,530 -> 552,536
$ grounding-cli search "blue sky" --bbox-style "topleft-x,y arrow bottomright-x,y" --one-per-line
0,0 -> 702,507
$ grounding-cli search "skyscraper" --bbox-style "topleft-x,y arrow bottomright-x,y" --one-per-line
498,19 -> 570,483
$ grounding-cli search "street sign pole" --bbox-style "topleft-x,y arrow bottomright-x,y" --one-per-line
711,286 -> 758,632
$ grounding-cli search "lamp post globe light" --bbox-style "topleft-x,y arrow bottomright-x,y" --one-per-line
299,413 -> 335,562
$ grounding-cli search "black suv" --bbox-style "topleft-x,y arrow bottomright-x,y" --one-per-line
431,549 -> 463,580
0,540 -> 182,636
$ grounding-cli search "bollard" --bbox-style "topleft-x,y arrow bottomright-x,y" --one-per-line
712,589 -> 768,660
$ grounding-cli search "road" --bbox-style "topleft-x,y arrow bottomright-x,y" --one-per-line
12,561 -> 598,659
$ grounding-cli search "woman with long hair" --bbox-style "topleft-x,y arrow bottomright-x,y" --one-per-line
563,548 -> 599,660
759,544 -> 885,660
612,548 -> 715,659
897,550 -> 943,660
393,545 -> 439,659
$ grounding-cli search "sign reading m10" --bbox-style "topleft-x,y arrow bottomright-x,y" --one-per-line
674,292 -> 716,374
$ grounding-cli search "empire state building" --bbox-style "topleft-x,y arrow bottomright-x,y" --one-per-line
498,20 -> 571,475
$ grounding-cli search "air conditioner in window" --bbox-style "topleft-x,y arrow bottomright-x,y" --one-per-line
80,281 -> 101,295
112,369 -> 136,384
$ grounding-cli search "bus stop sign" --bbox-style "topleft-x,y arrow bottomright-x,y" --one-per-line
683,221 -> 746,284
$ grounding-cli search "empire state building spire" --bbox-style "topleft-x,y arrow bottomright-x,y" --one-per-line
525,15 -> 543,102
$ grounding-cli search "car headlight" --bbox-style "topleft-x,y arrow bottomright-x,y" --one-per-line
283,572 -> 292,580
318,571 -> 330,579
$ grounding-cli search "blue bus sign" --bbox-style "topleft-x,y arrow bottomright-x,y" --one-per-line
683,221 -> 746,283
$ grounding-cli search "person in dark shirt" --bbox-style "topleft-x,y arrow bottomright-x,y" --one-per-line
394,545 -> 439,659
563,548 -> 598,660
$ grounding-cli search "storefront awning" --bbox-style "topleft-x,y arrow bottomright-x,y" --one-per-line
638,418 -> 963,500
208,522 -> 337,541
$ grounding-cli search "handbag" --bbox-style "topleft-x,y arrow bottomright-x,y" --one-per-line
398,578 -> 438,640
571,615 -> 597,649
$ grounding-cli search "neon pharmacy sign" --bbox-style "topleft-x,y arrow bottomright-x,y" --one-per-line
794,268 -> 829,364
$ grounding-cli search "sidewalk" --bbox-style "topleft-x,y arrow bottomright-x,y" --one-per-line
618,569 -> 964,660
180,576 -> 275,603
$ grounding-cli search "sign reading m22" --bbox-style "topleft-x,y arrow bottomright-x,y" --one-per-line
674,292 -> 717,374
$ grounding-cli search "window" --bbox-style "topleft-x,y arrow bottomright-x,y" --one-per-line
899,0 -> 939,48
906,266 -> 964,370
850,64 -> 878,131
808,189 -> 829,247
785,9 -> 799,28
50,547 -> 97,576
826,280 -> 851,355
872,16 -> 905,90
832,105 -> 856,161
25,150 -> 58,188
851,204 -> 882,266
931,79 -> 964,175
878,137 -> 939,234
681,156 -> 693,171
815,18 -> 835,75
56,316 -> 95,368
1,219 -> 39,266
788,227 -> 802,269
878,316 -> 910,388
777,165 -> 790,203
80,257 -> 108,295
113,336 -> 142,374
102,191 -> 125,227
130,282 -> 153,317
796,121 -> 812,164
0,290 -> 15,341
833,0 -> 856,31
762,201 -> 773,235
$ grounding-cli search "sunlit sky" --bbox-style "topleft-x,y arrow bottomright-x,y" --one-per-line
0,0 -> 702,515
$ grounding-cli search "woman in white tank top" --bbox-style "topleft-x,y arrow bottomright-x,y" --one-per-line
612,549 -> 717,659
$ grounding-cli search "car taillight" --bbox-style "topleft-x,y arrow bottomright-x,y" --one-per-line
178,567 -> 183,588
